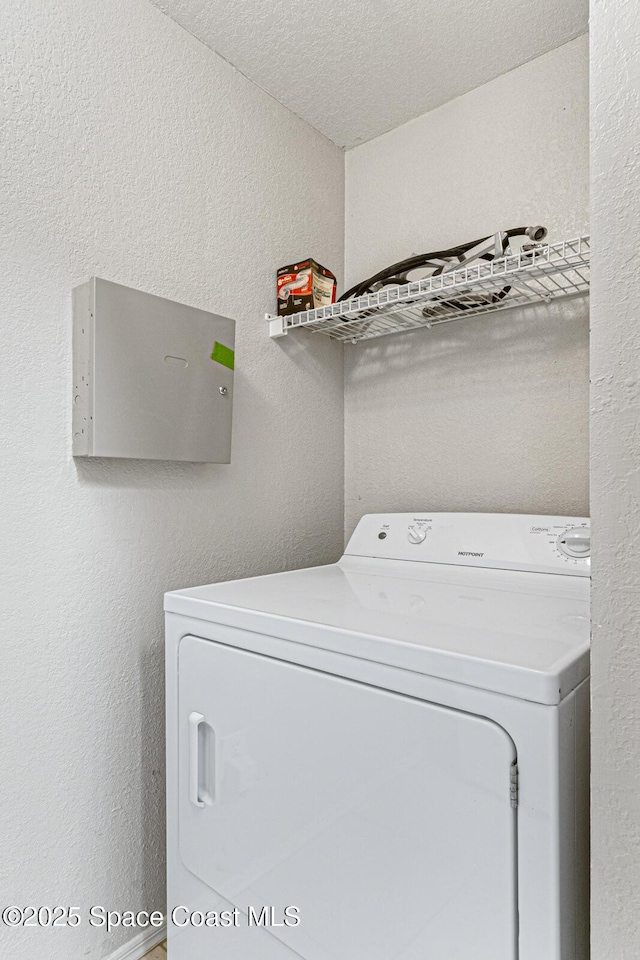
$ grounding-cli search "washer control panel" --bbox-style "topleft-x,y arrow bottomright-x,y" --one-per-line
345,514 -> 591,577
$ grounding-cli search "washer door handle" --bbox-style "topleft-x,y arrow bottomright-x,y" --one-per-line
188,712 -> 205,808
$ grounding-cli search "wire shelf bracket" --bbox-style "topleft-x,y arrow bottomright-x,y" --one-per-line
266,235 -> 590,344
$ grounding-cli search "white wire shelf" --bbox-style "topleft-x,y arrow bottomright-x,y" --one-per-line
267,235 -> 590,343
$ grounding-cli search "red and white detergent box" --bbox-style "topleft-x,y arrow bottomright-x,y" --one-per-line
276,259 -> 337,317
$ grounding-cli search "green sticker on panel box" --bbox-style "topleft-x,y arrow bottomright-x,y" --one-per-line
211,341 -> 234,370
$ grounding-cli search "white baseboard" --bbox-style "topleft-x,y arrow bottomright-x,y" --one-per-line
104,924 -> 166,960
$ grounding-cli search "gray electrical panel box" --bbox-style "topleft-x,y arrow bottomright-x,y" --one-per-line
72,278 -> 235,462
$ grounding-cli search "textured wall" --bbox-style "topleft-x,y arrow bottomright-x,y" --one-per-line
344,37 -> 589,536
0,2 -> 344,958
590,1 -> 640,955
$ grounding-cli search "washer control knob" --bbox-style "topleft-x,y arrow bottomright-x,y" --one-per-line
407,525 -> 427,545
557,527 -> 591,559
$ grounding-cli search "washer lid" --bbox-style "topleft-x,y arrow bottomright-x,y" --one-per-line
165,556 -> 590,705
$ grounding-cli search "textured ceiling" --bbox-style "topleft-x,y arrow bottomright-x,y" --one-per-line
151,0 -> 588,149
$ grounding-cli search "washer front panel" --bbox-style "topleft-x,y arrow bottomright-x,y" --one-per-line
178,635 -> 518,960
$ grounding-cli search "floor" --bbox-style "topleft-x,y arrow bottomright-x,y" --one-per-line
142,942 -> 167,958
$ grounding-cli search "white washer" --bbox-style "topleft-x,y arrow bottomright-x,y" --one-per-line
165,513 -> 590,960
